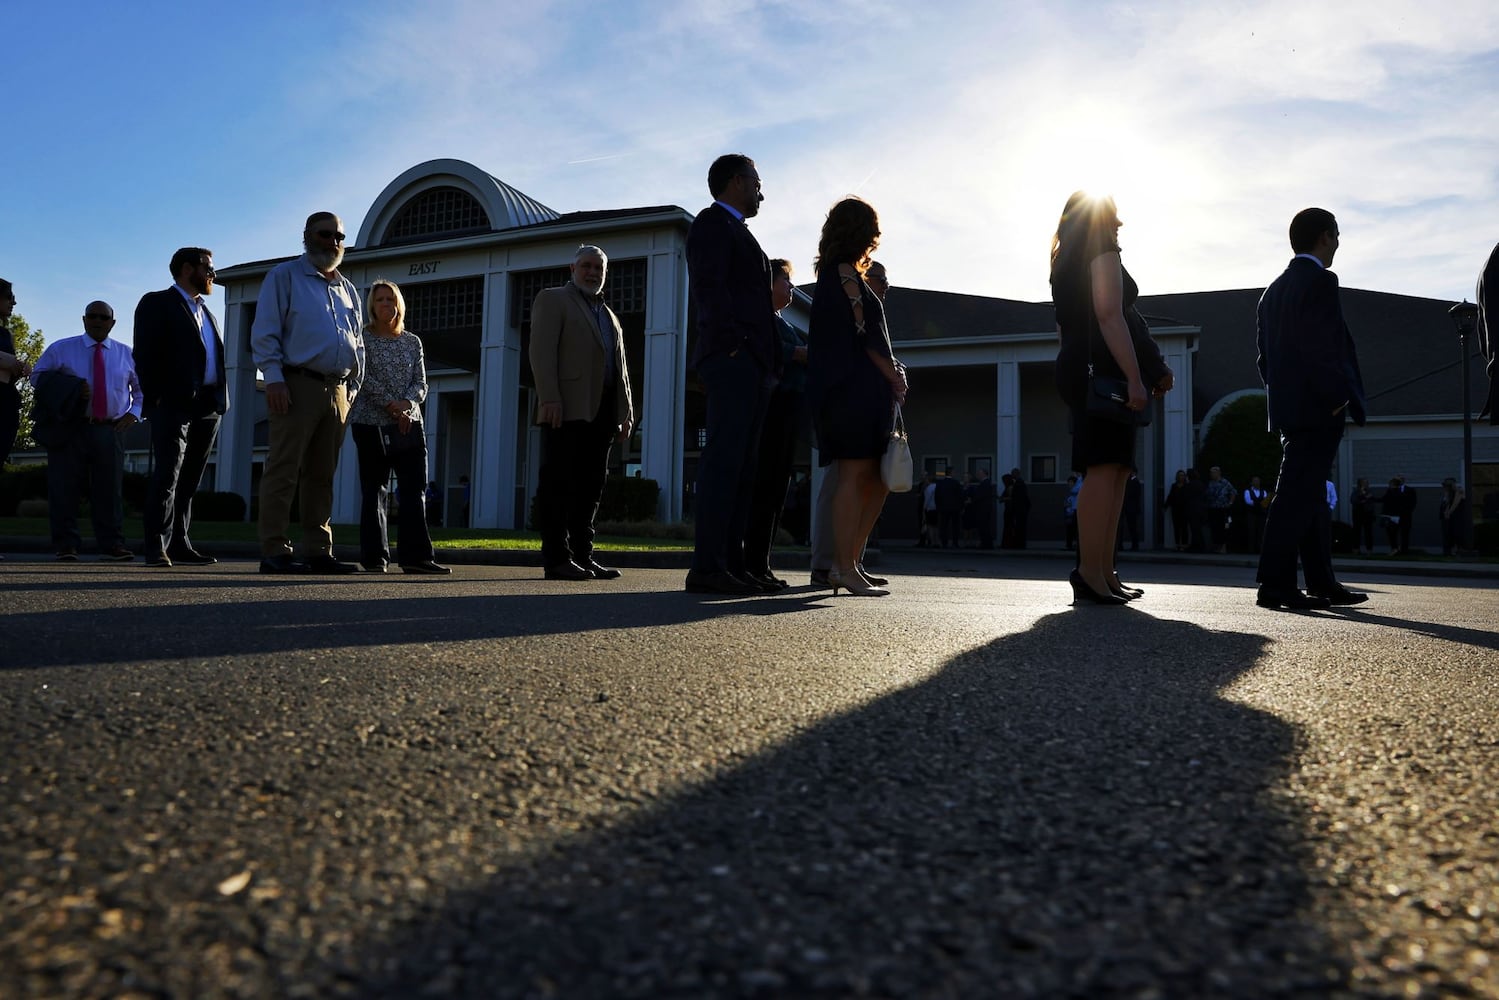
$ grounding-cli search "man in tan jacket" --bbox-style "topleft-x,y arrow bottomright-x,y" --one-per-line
530,244 -> 634,580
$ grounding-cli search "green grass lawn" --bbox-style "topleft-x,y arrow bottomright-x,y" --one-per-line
0,517 -> 693,553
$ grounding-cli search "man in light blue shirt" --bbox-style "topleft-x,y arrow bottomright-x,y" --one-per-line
251,211 -> 364,574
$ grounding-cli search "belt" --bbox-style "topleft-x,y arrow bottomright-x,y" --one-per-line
283,365 -> 348,384
88,416 -> 123,426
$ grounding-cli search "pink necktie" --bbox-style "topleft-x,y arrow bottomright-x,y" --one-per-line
92,343 -> 108,420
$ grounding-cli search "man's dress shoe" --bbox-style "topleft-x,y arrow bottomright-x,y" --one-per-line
1309,586 -> 1369,606
684,570 -> 760,595
580,559 -> 622,580
309,555 -> 360,574
545,561 -> 592,581
259,554 -> 310,574
402,561 -> 453,575
168,547 -> 217,565
1255,586 -> 1331,610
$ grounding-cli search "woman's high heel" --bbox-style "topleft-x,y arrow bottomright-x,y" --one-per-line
1069,569 -> 1130,606
829,568 -> 889,597
1107,573 -> 1143,599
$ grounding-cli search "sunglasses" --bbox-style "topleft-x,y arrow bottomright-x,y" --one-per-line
311,229 -> 346,243
84,313 -> 114,321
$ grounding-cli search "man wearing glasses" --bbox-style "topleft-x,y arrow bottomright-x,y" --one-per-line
29,302 -> 142,561
251,212 -> 364,574
133,248 -> 228,567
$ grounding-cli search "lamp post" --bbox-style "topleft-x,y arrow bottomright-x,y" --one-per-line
1448,300 -> 1478,554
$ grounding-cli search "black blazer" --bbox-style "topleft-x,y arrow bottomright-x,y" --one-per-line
1476,241 -> 1498,423
132,287 -> 228,415
686,203 -> 779,376
1257,257 -> 1366,432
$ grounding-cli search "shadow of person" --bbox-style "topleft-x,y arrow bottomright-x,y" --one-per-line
360,611 -> 1346,997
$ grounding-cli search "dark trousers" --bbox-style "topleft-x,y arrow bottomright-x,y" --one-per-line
351,422 -> 435,568
143,396 -> 220,557
1352,509 -> 1374,551
938,510 -> 961,547
1257,423 -> 1343,592
0,385 -> 19,463
47,423 -> 126,551
744,388 -> 801,575
535,393 -> 616,568
692,351 -> 769,575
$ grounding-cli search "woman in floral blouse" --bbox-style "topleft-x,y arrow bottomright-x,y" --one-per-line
348,279 -> 449,574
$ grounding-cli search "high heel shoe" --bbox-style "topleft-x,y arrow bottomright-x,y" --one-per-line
829,568 -> 889,597
1107,573 -> 1143,599
1069,569 -> 1130,606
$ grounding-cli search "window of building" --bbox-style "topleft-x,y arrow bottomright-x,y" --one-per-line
383,186 -> 491,244
923,456 -> 951,476
967,456 -> 993,479
1030,454 -> 1058,483
401,276 -> 485,371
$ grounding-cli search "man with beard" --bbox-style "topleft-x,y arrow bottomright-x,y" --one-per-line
133,248 -> 228,567
251,212 -> 364,574
529,244 -> 634,581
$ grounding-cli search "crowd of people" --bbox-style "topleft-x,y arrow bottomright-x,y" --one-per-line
5,167 -> 1495,606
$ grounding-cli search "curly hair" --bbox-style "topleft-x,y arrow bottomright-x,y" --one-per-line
814,197 -> 880,274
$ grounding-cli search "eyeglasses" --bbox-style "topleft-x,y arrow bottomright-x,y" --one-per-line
312,229 -> 346,243
84,313 -> 114,321
199,263 -> 216,277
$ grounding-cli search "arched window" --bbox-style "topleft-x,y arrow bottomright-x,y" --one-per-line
383,186 -> 491,244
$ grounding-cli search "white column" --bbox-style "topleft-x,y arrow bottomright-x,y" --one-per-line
996,358 -> 1020,476
473,270 -> 517,528
330,427 -> 359,524
642,243 -> 688,521
216,298 -> 258,518
1159,336 -> 1195,483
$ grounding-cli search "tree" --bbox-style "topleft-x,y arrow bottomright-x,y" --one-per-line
1198,393 -> 1282,496
6,313 -> 46,454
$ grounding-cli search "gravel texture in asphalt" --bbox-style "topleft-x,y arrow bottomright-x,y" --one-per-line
1,555 -> 1497,998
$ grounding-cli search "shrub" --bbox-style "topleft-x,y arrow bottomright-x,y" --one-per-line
194,491 -> 248,522
0,464 -> 49,516
530,476 -> 660,529
16,498 -> 47,517
1198,394 -> 1282,500
1474,521 -> 1498,557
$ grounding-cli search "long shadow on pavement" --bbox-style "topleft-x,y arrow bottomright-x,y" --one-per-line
4,585 -> 829,670
358,609 -> 1345,997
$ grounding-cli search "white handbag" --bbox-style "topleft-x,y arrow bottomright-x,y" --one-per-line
880,406 -> 914,492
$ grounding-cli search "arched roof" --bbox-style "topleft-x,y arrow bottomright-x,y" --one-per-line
356,158 -> 560,248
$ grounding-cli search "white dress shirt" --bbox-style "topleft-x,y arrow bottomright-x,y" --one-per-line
174,283 -> 221,386
31,334 -> 143,421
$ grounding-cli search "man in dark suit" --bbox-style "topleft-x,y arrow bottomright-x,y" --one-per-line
529,244 -> 634,582
1476,242 -> 1498,425
1255,208 -> 1368,609
684,153 -> 780,595
133,247 -> 228,567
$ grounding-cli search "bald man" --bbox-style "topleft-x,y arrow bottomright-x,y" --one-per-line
29,301 -> 143,560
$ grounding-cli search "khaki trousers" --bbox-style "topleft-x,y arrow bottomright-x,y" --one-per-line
258,371 -> 350,558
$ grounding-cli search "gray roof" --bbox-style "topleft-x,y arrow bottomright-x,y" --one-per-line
1139,285 -> 1479,419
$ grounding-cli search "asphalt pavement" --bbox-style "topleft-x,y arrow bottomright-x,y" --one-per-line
2,551 -> 1497,998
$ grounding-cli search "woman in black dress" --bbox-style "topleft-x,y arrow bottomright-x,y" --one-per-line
807,197 -> 907,596
1050,192 -> 1172,604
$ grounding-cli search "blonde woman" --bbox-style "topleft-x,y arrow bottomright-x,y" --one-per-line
348,279 -> 448,574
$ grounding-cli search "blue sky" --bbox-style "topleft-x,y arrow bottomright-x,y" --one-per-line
7,0 -> 1499,349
